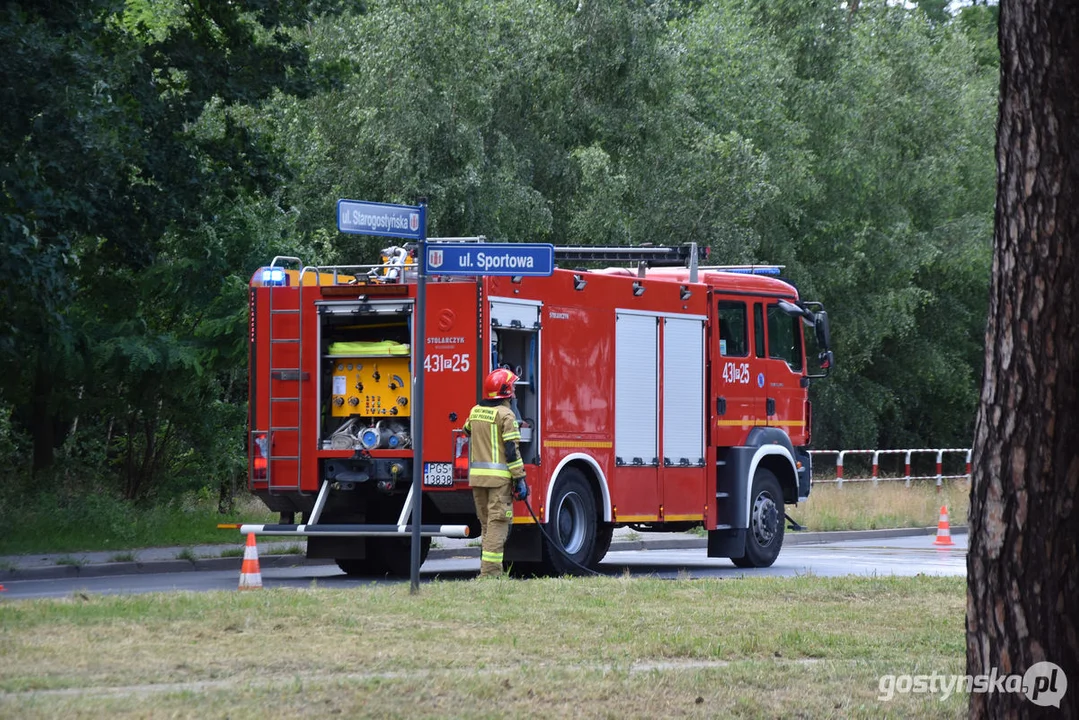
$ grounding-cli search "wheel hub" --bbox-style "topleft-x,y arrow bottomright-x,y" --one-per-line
751,492 -> 779,546
556,491 -> 586,554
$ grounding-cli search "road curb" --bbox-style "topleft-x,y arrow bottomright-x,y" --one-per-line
421,525 -> 970,561
786,525 -> 968,545
1,555 -> 334,583
2,526 -> 967,582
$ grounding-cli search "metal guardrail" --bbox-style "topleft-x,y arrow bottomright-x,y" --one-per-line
808,448 -> 972,489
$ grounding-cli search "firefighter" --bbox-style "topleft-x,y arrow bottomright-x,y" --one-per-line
464,368 -> 529,578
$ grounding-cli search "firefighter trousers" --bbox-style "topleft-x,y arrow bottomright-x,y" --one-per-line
472,483 -> 513,577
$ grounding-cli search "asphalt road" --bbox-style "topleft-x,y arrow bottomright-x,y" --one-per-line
1,534 -> 966,600
603,534 -> 967,578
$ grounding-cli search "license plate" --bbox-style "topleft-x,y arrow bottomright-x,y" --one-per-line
423,462 -> 454,487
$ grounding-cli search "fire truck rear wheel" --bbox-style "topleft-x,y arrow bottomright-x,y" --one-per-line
335,557 -> 379,577
372,536 -> 432,578
545,469 -> 597,575
732,468 -> 784,568
589,524 -> 614,566
334,537 -> 431,578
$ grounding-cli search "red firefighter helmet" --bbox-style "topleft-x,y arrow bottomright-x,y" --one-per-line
483,368 -> 519,399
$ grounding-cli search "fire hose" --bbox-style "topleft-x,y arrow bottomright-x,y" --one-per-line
517,493 -> 602,577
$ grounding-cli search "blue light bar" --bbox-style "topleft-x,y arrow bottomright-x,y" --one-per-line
261,268 -> 288,286
720,266 -> 782,276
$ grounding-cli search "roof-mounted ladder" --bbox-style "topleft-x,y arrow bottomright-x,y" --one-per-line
554,243 -> 700,281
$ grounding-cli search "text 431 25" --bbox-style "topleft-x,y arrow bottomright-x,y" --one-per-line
424,353 -> 471,372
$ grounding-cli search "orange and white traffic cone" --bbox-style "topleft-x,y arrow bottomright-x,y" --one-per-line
933,505 -> 954,546
238,533 -> 263,590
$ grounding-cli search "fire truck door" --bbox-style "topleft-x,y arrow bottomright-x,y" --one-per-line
661,316 -> 705,467
661,316 -> 706,518
764,302 -> 809,445
615,311 -> 660,517
712,298 -> 766,446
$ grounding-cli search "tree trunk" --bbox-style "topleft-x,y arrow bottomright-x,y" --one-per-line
967,1 -> 1079,718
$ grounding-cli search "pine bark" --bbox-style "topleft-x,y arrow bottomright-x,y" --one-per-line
967,0 -> 1079,717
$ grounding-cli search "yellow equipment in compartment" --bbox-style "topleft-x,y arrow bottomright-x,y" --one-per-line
330,357 -> 411,418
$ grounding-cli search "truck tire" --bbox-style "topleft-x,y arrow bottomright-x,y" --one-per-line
589,523 -> 614,566
334,537 -> 431,577
544,469 -> 597,575
506,560 -> 545,578
732,468 -> 784,568
335,557 -> 380,577
371,536 -> 432,578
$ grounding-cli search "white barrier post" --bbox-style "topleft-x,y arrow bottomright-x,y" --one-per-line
836,450 -> 845,489
904,450 -> 912,488
872,450 -> 880,486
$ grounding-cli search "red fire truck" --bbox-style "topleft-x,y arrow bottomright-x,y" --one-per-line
246,242 -> 832,576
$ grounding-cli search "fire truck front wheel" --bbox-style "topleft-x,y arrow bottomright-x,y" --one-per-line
545,470 -> 598,575
732,469 -> 785,568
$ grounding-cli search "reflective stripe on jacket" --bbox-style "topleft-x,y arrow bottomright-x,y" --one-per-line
463,401 -> 525,487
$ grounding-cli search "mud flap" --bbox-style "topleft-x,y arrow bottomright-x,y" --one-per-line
708,528 -> 746,559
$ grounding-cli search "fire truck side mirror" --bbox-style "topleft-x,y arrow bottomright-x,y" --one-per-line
806,310 -> 834,380
777,299 -> 808,319
814,310 -> 831,350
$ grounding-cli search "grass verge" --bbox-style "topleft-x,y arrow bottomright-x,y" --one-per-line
0,575 -> 966,718
220,543 -> 304,559
0,493 -> 276,556
788,480 -> 970,532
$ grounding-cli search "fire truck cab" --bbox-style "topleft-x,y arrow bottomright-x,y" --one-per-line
247,242 -> 832,576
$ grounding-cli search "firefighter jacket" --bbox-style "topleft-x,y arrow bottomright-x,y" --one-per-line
463,400 -> 525,488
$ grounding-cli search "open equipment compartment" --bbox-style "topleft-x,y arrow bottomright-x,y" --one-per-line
318,298 -> 415,454
489,298 -> 541,463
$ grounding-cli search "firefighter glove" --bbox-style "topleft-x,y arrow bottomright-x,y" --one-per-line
513,478 -> 529,502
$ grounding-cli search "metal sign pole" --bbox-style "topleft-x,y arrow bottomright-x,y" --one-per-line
336,199 -> 552,590
410,200 -> 428,594
335,197 -> 430,592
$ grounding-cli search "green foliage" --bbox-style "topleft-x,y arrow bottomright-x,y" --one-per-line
568,145 -> 631,244
738,0 -> 996,448
955,3 -> 1000,69
0,484 -> 276,555
1,0 -> 330,498
0,402 -> 28,480
0,0 -> 999,515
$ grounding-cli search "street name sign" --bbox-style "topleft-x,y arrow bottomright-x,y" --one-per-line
337,199 -> 424,240
424,242 -> 555,277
